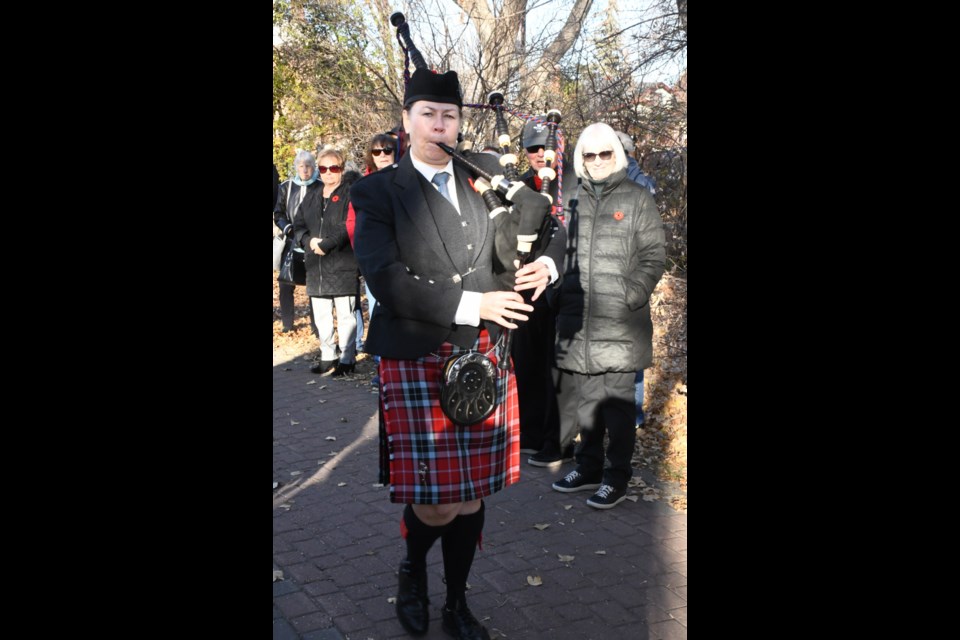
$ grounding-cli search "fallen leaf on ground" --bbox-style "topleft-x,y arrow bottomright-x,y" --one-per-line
557,554 -> 575,562
290,420 -> 300,425
273,570 -> 284,582
337,482 -> 347,487
564,505 -> 573,510
325,436 -> 337,441
306,380 -> 317,385
318,399 -> 327,404
526,575 -> 542,586
625,495 -> 639,502
387,597 -> 397,604
290,471 -> 302,476
595,550 -> 606,555
534,523 -> 550,531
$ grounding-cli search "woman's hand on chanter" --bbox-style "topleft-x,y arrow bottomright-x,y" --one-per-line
479,291 -> 533,329
513,260 -> 550,302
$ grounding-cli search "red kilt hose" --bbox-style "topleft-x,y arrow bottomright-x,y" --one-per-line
379,330 -> 520,504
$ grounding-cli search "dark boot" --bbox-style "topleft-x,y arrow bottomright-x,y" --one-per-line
441,598 -> 490,640
330,362 -> 356,377
396,559 -> 430,636
310,359 -> 337,375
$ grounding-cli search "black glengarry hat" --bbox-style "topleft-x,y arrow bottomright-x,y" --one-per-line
403,68 -> 463,109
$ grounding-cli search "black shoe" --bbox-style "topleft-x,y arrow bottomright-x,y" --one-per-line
396,560 -> 430,636
441,600 -> 490,640
528,443 -> 574,469
551,468 -> 603,493
586,483 -> 628,509
310,359 -> 337,375
330,362 -> 355,377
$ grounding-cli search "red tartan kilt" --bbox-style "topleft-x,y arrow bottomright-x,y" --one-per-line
380,330 -> 520,504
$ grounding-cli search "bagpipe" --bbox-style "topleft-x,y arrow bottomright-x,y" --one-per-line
391,11 -> 565,422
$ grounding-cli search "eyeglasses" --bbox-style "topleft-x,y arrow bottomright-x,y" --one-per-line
525,145 -> 545,154
582,150 -> 614,162
317,165 -> 343,174
370,148 -> 394,156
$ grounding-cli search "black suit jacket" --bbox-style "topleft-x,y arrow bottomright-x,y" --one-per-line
352,152 -> 564,359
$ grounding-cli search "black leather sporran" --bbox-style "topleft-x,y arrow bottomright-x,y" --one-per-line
439,352 -> 498,425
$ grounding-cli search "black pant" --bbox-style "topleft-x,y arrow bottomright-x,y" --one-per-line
278,281 -> 318,335
510,296 -> 560,451
557,370 -> 636,489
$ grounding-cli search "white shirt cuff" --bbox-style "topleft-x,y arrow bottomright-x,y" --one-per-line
535,256 -> 559,285
455,291 -> 483,326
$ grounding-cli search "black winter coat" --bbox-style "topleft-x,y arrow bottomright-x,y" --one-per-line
274,179 -> 321,231
555,168 -> 666,373
293,179 -> 359,297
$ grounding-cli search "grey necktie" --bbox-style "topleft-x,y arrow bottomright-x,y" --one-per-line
432,171 -> 452,204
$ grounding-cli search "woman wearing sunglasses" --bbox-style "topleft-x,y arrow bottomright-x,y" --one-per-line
293,146 -> 360,377
345,133 -> 398,386
549,122 -> 666,510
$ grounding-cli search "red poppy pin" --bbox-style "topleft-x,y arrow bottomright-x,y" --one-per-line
613,211 -> 624,221
332,195 -> 340,202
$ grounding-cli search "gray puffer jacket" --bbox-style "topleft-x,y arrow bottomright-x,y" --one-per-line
555,168 -> 666,374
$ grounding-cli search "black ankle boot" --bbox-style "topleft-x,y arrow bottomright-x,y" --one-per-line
310,359 -> 337,375
330,362 -> 355,377
396,560 -> 429,636
441,598 -> 490,640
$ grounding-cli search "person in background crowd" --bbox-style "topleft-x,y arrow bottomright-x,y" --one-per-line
514,118 -> 573,469
550,122 -> 665,510
274,151 -> 320,336
616,130 -> 656,196
615,130 -> 657,429
273,163 -> 279,208
346,132 -> 398,387
293,146 -> 360,377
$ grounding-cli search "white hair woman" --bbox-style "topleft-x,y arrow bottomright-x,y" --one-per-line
550,121 -> 666,510
274,150 -> 321,336
572,122 -> 629,181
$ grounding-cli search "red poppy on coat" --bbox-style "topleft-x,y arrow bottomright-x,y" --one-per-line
613,211 -> 624,221
332,195 -> 340,202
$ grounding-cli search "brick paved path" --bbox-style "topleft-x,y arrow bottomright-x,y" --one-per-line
273,354 -> 686,640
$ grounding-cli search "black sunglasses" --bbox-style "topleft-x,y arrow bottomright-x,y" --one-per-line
317,165 -> 342,174
525,145 -> 545,154
370,148 -> 394,156
582,150 -> 614,161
